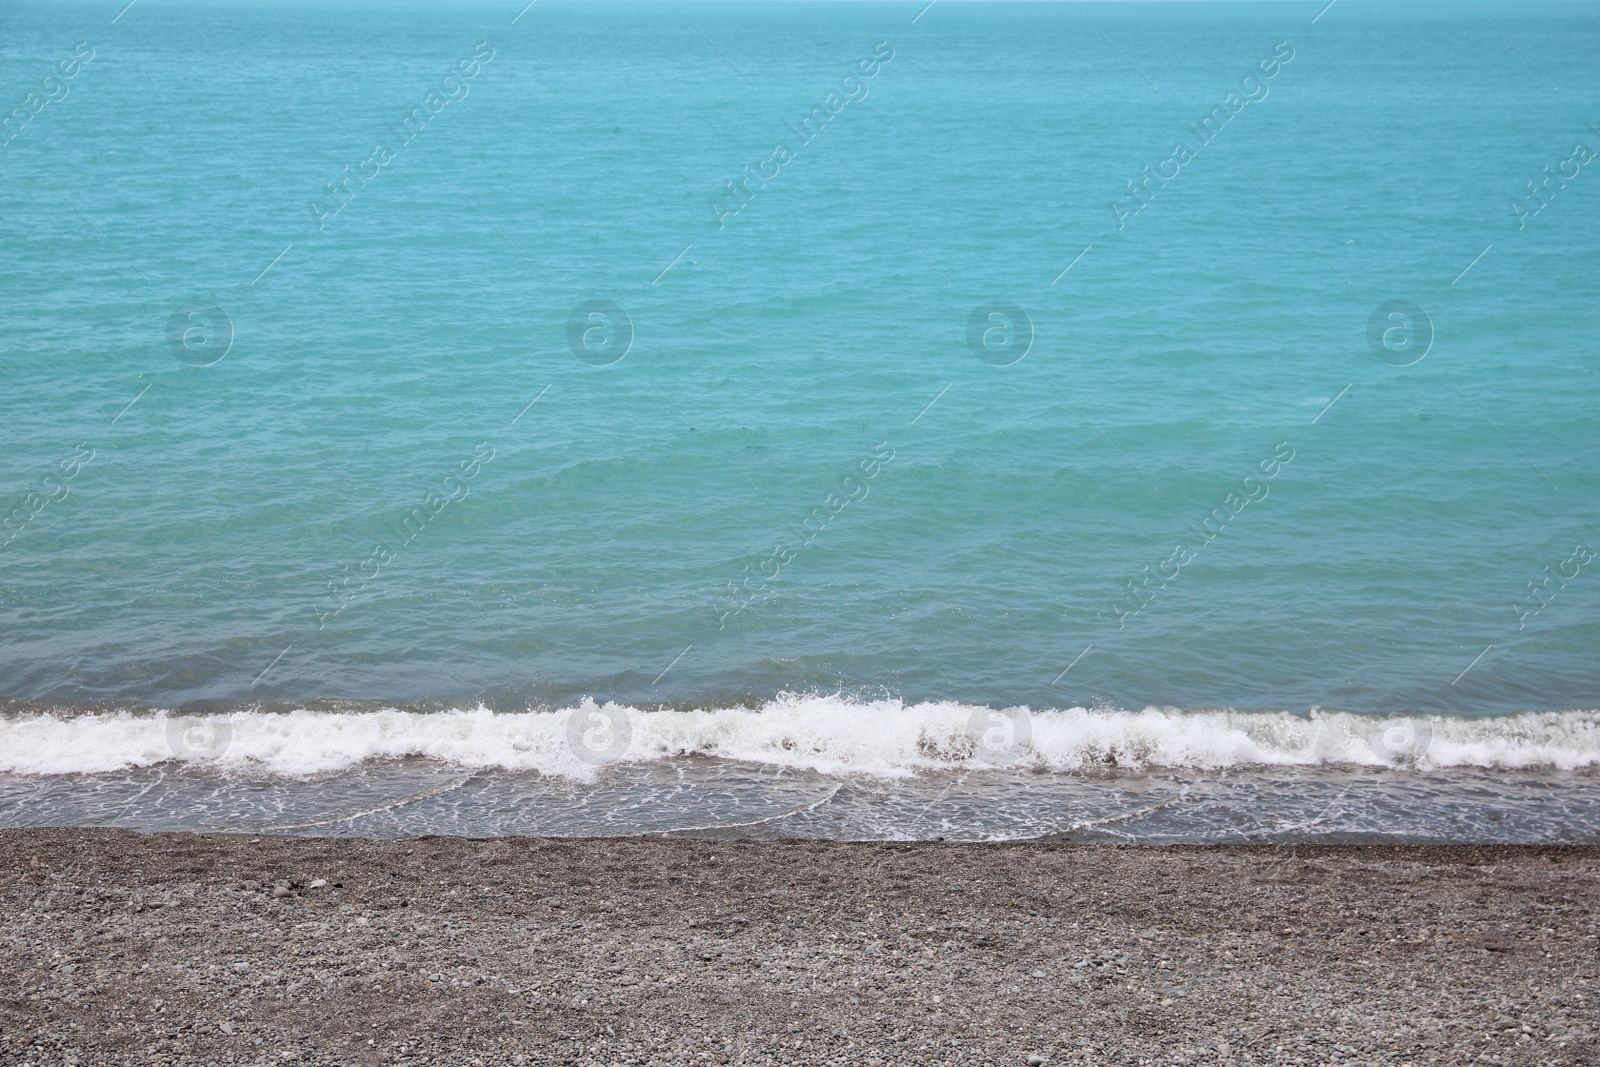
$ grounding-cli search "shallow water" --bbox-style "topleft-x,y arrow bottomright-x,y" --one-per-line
3,700 -> 1599,841
6,758 -> 1598,843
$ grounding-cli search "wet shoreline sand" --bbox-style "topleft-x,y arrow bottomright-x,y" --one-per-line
4,829 -> 1596,1066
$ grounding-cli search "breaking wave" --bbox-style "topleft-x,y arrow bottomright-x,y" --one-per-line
3,695 -> 1599,778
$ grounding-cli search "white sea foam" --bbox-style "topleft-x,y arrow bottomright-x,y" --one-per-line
2,695 -> 1598,778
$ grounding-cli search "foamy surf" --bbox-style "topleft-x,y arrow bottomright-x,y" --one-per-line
3,695 -> 1599,778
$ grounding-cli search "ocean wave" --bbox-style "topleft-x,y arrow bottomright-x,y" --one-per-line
2,696 -> 1599,778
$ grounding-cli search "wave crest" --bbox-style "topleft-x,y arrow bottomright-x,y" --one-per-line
3,695 -> 1598,778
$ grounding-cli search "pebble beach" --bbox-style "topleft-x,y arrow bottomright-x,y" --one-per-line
4,829 -> 1596,1066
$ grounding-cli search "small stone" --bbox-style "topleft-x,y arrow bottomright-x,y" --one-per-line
271,884 -> 292,899
1030,970 -> 1046,979
309,879 -> 326,889
1028,1056 -> 1048,1066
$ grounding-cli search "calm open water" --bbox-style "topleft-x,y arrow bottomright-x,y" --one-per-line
2,1 -> 1597,839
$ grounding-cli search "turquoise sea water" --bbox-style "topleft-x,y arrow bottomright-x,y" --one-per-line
2,1 -> 1598,838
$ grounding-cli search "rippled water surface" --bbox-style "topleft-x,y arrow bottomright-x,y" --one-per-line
7,759 -> 1599,843
2,1 -> 1597,839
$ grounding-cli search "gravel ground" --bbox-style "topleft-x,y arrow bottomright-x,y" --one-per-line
2,829 -> 1596,1066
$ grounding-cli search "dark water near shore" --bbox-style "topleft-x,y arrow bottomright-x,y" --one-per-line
6,759 -> 1598,843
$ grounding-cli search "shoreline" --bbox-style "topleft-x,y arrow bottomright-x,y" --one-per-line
4,829 -> 1596,1066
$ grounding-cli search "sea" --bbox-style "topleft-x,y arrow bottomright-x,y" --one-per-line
2,0 -> 1597,842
